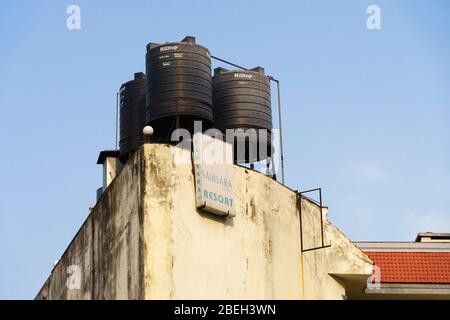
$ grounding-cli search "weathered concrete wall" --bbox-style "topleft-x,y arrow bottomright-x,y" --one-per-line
36,144 -> 373,300
141,146 -> 301,299
300,200 -> 373,299
36,151 -> 145,299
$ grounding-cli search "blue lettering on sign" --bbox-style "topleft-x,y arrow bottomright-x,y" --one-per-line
203,189 -> 233,207
201,171 -> 233,190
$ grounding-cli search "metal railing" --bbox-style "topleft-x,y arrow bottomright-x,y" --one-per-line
297,188 -> 332,252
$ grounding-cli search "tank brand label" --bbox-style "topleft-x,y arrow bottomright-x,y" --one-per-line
162,62 -> 171,66
234,73 -> 253,79
160,45 -> 179,52
174,53 -> 183,58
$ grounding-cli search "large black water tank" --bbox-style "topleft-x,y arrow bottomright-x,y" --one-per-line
145,36 -> 214,141
213,67 -> 273,163
119,72 -> 146,162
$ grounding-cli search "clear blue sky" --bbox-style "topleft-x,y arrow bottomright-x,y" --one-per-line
1,0 -> 449,299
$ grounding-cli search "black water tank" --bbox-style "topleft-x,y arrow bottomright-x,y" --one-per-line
119,72 -> 146,162
145,36 -> 213,141
213,67 -> 273,163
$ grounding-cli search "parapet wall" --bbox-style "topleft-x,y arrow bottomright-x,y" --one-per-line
36,144 -> 372,300
36,150 -> 145,299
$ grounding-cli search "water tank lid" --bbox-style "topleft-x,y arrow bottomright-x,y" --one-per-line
147,42 -> 159,50
97,150 -> 120,165
134,72 -> 145,80
250,66 -> 265,74
214,67 -> 229,76
146,36 -> 208,53
120,72 -> 146,89
181,35 -> 196,44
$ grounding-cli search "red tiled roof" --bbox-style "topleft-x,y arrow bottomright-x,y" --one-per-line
364,251 -> 450,284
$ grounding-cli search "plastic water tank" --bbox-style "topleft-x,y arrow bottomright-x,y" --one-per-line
119,72 -> 146,162
145,36 -> 214,141
213,67 -> 273,163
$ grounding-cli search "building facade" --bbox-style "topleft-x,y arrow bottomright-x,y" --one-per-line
35,144 -> 448,300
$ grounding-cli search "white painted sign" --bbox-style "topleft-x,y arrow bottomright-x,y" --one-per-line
193,132 -> 235,217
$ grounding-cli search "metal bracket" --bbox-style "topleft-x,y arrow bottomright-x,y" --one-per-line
297,188 -> 332,252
